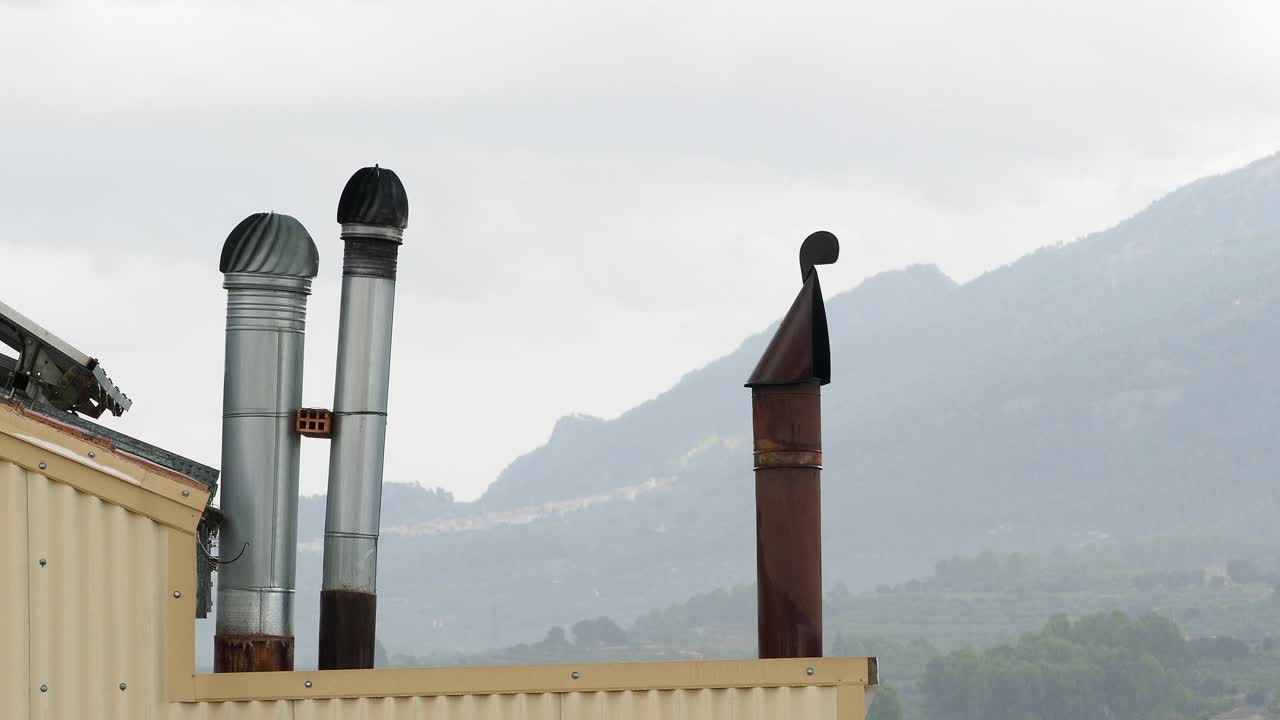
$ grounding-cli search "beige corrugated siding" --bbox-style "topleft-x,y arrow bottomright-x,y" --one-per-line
1,461 -> 31,720
170,700 -> 294,720
559,686 -> 838,720
2,442 -> 867,720
26,467 -> 167,720
292,693 -> 561,720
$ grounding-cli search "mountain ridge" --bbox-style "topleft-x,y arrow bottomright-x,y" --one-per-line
271,151 -> 1280,662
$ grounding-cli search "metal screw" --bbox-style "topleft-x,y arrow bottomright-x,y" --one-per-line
38,463 -> 46,470
181,489 -> 190,497
304,680 -> 313,688
39,558 -> 46,567
39,684 -> 47,693
806,667 -> 815,676
173,591 -> 181,598
119,682 -> 127,691
88,451 -> 96,459
571,671 -> 580,680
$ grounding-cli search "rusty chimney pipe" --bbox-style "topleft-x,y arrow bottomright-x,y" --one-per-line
745,231 -> 838,659
318,166 -> 408,670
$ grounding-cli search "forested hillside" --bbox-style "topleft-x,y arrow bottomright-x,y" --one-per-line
386,546 -> 1280,720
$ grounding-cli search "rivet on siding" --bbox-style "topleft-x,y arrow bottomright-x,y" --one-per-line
39,684 -> 47,693
182,489 -> 190,497
39,558 -> 46,567
173,591 -> 182,598
305,680 -> 313,688
38,462 -> 46,470
88,451 -> 96,459
119,682 -> 127,691
571,671 -> 580,680
806,667 -> 815,676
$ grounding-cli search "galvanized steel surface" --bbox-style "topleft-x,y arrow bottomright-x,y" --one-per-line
321,172 -> 405,671
217,270 -> 313,642
323,266 -> 396,593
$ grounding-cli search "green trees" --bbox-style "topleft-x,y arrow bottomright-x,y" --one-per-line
921,612 -> 1211,720
1191,636 -> 1250,661
868,685 -> 905,720
571,617 -> 628,647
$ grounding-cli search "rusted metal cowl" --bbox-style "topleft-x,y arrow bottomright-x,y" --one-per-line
746,231 -> 838,660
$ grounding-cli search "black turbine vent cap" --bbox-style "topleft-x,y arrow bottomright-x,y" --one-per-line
219,212 -> 320,278
337,165 -> 409,229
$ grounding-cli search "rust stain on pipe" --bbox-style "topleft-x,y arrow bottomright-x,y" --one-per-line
318,589 -> 377,670
753,384 -> 824,659
213,634 -> 294,673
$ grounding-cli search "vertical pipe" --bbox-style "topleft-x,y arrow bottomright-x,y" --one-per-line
746,230 -> 838,660
214,212 -> 319,672
319,166 -> 408,670
753,383 -> 823,658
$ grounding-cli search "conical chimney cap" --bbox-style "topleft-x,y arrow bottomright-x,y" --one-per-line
745,231 -> 839,387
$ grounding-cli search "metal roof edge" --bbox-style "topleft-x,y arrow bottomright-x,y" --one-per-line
0,401 -> 209,533
188,656 -> 877,703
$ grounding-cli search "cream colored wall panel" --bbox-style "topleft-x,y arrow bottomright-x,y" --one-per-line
1,462 -> 30,720
733,687 -> 766,720
170,699 -> 295,720
559,686 -> 836,720
837,685 -> 867,720
292,692 -> 561,720
787,686 -> 837,719
25,472 -> 167,720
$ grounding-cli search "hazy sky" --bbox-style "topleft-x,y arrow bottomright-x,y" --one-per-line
2,1 -> 1278,501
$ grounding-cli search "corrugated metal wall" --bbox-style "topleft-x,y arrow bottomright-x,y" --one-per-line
560,687 -> 836,719
291,694 -> 560,720
24,464 -> 168,720
2,458 -> 853,720
1,461 -> 31,720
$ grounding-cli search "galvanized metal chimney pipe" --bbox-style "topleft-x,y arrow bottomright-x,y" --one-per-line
215,212 -> 319,673
746,231 -> 838,659
319,166 -> 408,670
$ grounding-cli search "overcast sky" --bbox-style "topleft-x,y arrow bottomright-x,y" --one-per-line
2,1 -> 1278,501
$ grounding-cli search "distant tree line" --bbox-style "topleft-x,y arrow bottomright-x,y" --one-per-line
921,611 -> 1230,720
383,546 -> 1280,720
